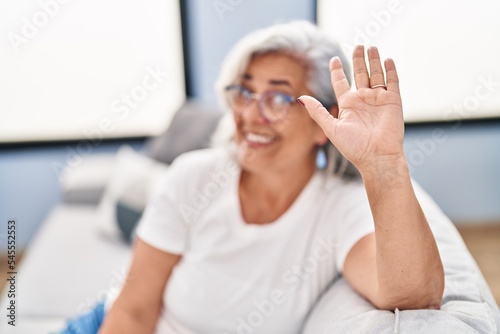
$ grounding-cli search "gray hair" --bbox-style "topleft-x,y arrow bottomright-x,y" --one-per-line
214,20 -> 360,180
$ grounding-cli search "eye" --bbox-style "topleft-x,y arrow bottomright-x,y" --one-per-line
226,85 -> 252,108
269,92 -> 291,107
239,87 -> 253,99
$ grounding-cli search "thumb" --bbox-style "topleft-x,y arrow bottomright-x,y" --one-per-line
297,95 -> 337,139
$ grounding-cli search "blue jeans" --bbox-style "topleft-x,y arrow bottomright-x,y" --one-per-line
58,302 -> 105,334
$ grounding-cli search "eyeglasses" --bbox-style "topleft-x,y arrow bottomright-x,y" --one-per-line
224,84 -> 297,123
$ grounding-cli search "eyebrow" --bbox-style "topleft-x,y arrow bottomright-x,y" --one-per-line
242,73 -> 291,87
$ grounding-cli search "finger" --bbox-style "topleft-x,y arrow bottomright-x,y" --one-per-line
367,46 -> 386,88
298,95 -> 338,139
352,45 -> 369,89
329,56 -> 351,99
384,58 -> 400,94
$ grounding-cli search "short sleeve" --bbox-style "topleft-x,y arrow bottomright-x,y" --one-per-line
333,182 -> 375,273
135,155 -> 191,255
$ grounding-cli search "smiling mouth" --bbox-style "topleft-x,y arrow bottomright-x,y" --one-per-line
244,132 -> 277,146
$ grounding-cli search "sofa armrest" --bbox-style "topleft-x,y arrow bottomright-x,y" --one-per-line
302,276 -> 499,334
59,154 -> 116,205
302,183 -> 500,334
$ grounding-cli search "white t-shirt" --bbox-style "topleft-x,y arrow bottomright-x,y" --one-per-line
132,148 -> 375,334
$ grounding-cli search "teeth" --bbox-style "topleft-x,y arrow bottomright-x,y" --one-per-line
246,132 -> 275,144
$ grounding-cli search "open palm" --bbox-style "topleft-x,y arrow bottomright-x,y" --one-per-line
300,46 -> 405,171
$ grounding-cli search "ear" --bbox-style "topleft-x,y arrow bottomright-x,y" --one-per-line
313,125 -> 328,146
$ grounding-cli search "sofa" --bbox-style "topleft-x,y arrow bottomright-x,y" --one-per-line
1,100 -> 499,334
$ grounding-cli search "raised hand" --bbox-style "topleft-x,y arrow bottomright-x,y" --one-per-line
298,45 -> 405,173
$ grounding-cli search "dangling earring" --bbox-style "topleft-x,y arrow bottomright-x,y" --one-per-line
316,147 -> 327,169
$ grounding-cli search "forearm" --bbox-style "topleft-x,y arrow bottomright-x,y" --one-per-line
359,155 -> 444,309
98,302 -> 160,334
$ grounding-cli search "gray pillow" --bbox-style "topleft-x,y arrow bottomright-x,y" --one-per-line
145,99 -> 224,164
116,200 -> 142,243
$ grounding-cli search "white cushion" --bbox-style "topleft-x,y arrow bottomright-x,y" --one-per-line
59,154 -> 116,205
0,316 -> 66,334
97,145 -> 169,239
0,205 -> 132,319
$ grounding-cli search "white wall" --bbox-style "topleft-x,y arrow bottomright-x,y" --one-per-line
317,0 -> 500,123
0,0 -> 185,143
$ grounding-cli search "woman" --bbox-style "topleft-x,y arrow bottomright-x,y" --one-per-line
98,21 -> 444,333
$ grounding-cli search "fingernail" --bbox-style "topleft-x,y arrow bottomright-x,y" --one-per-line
296,97 -> 305,106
